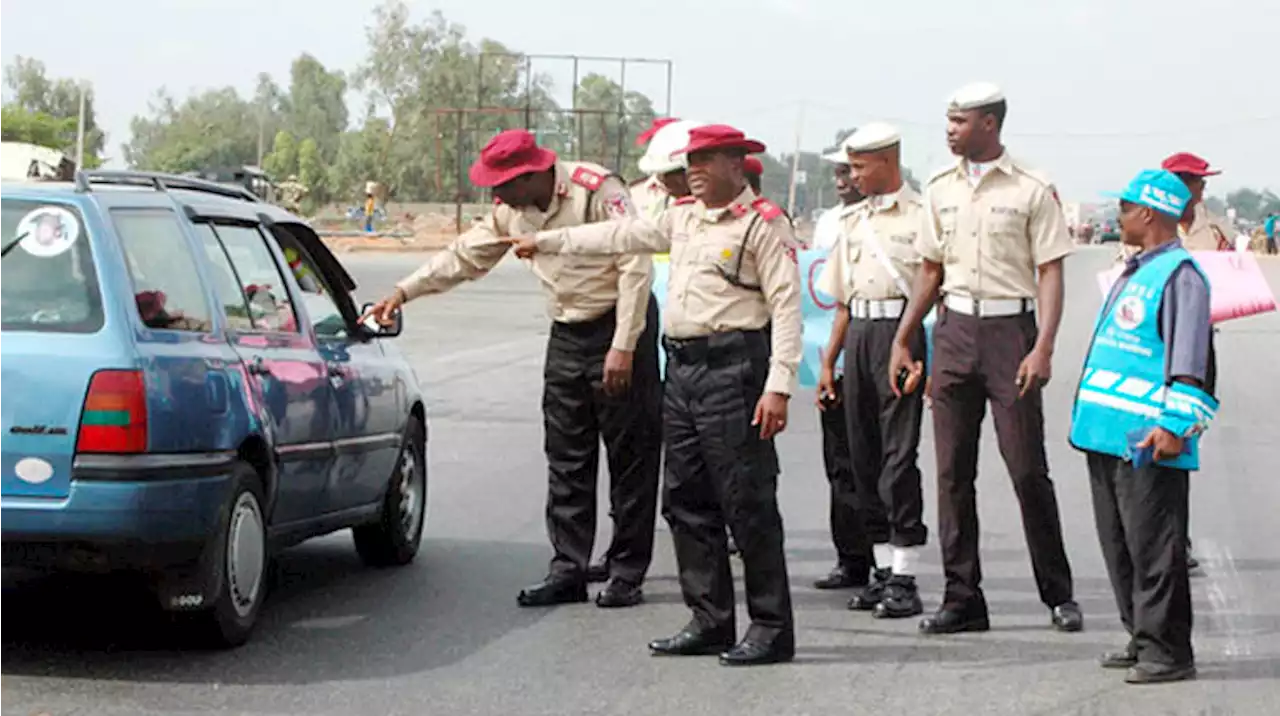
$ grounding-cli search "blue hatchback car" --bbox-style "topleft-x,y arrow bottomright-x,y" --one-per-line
1,171 -> 428,647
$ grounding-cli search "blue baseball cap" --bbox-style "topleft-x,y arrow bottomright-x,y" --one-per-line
1102,169 -> 1191,218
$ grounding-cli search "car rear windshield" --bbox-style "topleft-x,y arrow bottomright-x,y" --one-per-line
0,197 -> 104,333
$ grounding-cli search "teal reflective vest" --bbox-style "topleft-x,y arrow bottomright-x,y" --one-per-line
1068,247 -> 1217,471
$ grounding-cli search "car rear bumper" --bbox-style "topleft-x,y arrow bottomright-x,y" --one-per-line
1,452 -> 236,571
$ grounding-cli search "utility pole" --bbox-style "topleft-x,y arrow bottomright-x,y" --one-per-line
256,99 -> 266,166
786,102 -> 804,218
74,81 -> 87,169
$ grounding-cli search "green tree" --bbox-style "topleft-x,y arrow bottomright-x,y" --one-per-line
123,87 -> 262,172
572,73 -> 656,179
284,54 -> 348,166
262,130 -> 298,179
1226,188 -> 1280,223
2,56 -> 104,166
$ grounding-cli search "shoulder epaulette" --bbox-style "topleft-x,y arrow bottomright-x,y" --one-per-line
926,162 -> 958,186
751,197 -> 784,221
570,166 -> 605,191
1008,157 -> 1054,189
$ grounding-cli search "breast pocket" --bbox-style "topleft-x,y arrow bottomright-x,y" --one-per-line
985,208 -> 1029,260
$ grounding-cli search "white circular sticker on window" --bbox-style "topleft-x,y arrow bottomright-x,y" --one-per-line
15,206 -> 80,258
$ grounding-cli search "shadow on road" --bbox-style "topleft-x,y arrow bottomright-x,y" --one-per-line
1,537 -> 551,685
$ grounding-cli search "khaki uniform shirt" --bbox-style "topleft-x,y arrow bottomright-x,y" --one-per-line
1178,203 -> 1233,251
534,187 -> 803,396
817,185 -> 926,303
916,153 -> 1074,299
630,176 -> 673,221
395,161 -> 652,351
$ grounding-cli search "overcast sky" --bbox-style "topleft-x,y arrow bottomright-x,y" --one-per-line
3,0 -> 1276,201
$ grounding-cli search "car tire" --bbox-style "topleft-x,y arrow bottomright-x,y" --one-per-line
186,461 -> 269,648
353,416 -> 427,567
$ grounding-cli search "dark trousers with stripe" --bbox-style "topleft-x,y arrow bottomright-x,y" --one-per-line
543,296 -> 662,586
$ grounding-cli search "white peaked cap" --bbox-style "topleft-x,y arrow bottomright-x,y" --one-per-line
948,82 -> 1005,111
842,122 -> 902,154
638,120 -> 707,175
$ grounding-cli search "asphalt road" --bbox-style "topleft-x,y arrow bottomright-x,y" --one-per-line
4,246 -> 1279,716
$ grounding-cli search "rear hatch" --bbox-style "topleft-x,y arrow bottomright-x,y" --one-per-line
1,196 -> 115,499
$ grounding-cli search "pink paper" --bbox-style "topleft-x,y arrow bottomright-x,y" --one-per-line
1096,251 -> 1277,324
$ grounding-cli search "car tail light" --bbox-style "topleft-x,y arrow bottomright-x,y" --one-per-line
76,370 -> 148,454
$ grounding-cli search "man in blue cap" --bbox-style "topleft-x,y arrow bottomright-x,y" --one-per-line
1068,168 -> 1218,685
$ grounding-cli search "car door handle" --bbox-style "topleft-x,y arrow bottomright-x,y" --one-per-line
326,362 -> 348,387
246,356 -> 271,376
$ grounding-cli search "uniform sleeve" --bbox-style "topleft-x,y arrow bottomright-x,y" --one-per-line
590,177 -> 654,352
1159,263 -> 1212,385
815,220 -> 850,304
915,182 -> 945,263
1028,183 -> 1074,266
753,218 -> 804,396
396,212 -> 510,300
534,211 -> 673,256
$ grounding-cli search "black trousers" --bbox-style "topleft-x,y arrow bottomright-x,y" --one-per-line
931,309 -> 1073,611
1087,451 -> 1193,667
661,329 -> 793,640
842,317 -> 928,548
543,295 -> 662,585
820,376 -> 877,571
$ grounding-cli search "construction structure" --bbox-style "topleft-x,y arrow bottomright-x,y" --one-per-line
427,53 -> 674,231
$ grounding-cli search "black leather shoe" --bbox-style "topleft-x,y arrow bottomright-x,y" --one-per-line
847,568 -> 890,610
873,575 -> 924,619
586,562 -> 610,583
1125,661 -> 1196,684
1051,601 -> 1084,632
719,633 -> 795,666
1100,644 -> 1138,669
516,578 -> 588,607
919,605 -> 990,634
649,626 -> 735,656
813,564 -> 866,590
595,579 -> 643,608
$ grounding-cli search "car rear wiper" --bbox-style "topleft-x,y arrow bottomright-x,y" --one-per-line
1,232 -> 30,258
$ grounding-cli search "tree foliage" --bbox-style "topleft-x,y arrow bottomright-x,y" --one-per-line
2,56 -> 104,167
106,0 -> 663,206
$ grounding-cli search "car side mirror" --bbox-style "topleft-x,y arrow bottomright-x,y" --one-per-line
359,302 -> 403,338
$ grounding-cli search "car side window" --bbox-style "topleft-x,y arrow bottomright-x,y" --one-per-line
111,209 -> 213,332
208,223 -> 299,334
192,223 -> 255,332
269,226 -> 349,339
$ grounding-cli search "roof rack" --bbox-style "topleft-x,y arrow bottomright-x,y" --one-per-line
74,170 -> 261,203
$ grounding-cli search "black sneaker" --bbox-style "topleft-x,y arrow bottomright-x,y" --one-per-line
873,575 -> 924,619
847,568 -> 891,611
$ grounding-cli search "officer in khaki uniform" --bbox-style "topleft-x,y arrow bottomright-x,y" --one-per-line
364,129 -> 662,610
1158,151 -> 1232,573
889,83 -> 1083,635
509,124 -> 803,667
816,123 -> 928,619
630,117 -> 687,220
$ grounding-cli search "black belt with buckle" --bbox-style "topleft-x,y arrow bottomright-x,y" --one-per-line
662,327 -> 768,365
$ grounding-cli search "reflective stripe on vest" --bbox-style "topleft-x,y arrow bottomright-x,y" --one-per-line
1068,247 -> 1208,470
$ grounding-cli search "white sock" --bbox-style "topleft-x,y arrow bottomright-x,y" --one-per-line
873,544 -> 893,570
892,546 -> 924,576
